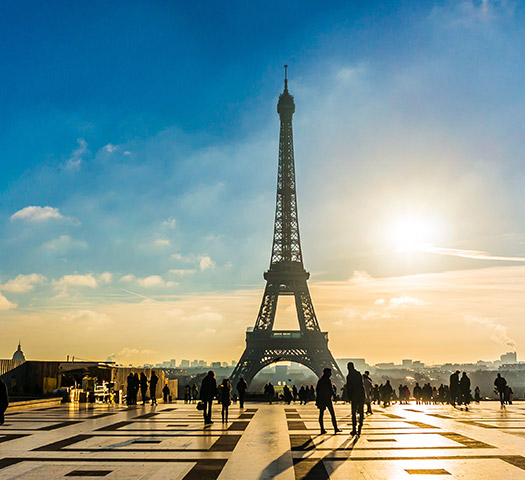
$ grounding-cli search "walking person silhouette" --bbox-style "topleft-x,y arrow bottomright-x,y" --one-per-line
219,379 -> 232,422
200,371 -> 217,424
316,368 -> 341,434
346,362 -> 365,436
149,371 -> 159,406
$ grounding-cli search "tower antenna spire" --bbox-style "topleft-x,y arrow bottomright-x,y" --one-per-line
284,64 -> 288,91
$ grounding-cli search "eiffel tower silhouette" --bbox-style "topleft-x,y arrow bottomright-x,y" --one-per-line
230,67 -> 344,388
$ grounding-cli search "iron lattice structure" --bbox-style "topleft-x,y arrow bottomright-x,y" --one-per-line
231,68 -> 344,389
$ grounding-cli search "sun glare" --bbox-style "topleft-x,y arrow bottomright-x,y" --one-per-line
390,214 -> 439,253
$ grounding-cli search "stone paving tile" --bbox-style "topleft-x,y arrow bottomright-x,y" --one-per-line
1,401 -> 525,478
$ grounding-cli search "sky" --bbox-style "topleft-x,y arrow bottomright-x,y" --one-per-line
1,0 -> 524,366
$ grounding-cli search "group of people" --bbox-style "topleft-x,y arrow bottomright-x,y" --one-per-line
199,371 -> 242,423
182,383 -> 199,403
126,371 -> 159,406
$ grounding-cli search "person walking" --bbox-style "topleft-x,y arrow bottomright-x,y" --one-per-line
363,371 -> 373,414
316,368 -> 341,434
200,370 -> 217,424
0,378 -> 8,425
149,371 -> 159,406
474,386 -> 481,403
140,372 -> 148,405
236,377 -> 247,409
346,362 -> 365,436
219,379 -> 232,422
460,372 -> 471,408
494,373 -> 507,406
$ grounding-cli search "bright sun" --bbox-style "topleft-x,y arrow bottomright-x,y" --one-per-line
390,214 -> 439,252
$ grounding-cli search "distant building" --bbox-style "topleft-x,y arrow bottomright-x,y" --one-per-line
211,361 -> 221,368
12,342 -> 26,361
169,359 -> 176,368
180,360 -> 190,368
501,352 -> 517,364
402,359 -> 413,368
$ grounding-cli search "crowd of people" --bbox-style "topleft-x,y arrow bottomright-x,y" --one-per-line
125,371 -> 160,406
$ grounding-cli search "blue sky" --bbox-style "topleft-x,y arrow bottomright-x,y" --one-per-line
1,1 -> 525,365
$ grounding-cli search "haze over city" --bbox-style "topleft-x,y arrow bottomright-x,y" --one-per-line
1,1 -> 524,366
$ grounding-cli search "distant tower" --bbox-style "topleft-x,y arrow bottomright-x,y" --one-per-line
230,67 -> 344,388
12,341 -> 26,361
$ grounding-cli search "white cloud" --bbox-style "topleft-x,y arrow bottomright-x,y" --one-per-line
99,272 -> 113,284
42,235 -> 87,252
169,268 -> 196,276
106,347 -> 154,362
162,217 -> 176,229
54,274 -> 98,289
11,206 -> 65,223
171,253 -> 183,260
62,309 -> 110,324
199,256 -> 216,271
119,274 -> 136,283
137,275 -> 177,288
424,246 -> 525,262
0,292 -> 16,310
153,238 -> 170,247
64,138 -> 87,170
104,143 -> 117,153
0,274 -> 46,293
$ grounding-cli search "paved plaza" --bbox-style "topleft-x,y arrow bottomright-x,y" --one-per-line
2,401 -> 525,479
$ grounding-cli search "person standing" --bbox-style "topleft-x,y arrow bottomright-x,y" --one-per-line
126,372 -> 134,405
219,379 -> 232,422
460,372 -> 471,408
140,372 -> 148,405
363,371 -> 373,414
191,383 -> 198,403
346,362 -> 365,436
236,377 -> 247,409
162,384 -> 170,403
0,378 -> 8,425
449,370 -> 460,406
316,368 -> 341,434
200,371 -> 217,424
149,371 -> 159,406
494,373 -> 507,406
474,386 -> 481,403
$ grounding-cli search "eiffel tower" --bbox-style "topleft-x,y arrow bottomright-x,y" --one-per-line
231,67 -> 344,388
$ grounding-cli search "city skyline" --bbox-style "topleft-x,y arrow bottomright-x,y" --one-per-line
1,1 -> 525,366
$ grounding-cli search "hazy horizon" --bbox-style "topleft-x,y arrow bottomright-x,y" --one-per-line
1,1 -> 524,367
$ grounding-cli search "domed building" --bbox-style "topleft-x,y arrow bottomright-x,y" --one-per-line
12,341 -> 26,361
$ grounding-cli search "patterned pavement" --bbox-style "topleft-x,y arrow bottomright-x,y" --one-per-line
1,401 -> 525,479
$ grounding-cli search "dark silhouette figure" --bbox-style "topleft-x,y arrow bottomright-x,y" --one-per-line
140,372 -> 148,405
474,386 -> 481,403
413,383 -> 422,405
460,372 -> 471,408
316,368 -> 341,434
126,372 -> 134,405
292,385 -> 298,402
191,383 -> 198,403
265,383 -> 275,404
132,373 -> 139,404
162,384 -> 170,403
236,377 -> 247,408
283,385 -> 292,404
0,378 -> 8,425
219,379 -> 232,422
363,371 -> 373,414
184,384 -> 190,403
200,370 -> 217,424
449,370 -> 460,406
504,385 -> 513,405
149,371 -> 159,406
381,380 -> 394,407
298,386 -> 306,405
494,373 -> 507,405
346,362 -> 365,436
